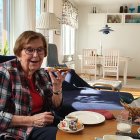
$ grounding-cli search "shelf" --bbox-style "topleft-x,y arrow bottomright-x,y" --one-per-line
88,13 -> 140,25
125,14 -> 140,23
107,14 -> 122,23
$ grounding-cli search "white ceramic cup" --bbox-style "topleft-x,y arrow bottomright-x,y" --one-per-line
63,115 -> 78,131
116,115 -> 132,133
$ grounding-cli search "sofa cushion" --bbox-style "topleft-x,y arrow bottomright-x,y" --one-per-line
0,55 -> 16,63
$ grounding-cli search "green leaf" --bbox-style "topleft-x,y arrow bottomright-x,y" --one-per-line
2,40 -> 9,55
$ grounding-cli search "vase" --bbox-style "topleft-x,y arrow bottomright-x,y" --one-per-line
120,6 -> 123,13
138,6 -> 140,13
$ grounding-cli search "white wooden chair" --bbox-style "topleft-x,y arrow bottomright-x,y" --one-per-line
102,49 -> 120,80
81,49 -> 97,80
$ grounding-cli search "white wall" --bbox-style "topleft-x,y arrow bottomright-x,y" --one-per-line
75,4 -> 140,77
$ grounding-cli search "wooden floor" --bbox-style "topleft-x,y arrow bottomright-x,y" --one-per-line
121,87 -> 140,99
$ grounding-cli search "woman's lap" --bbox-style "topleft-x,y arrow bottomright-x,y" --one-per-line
27,126 -> 57,140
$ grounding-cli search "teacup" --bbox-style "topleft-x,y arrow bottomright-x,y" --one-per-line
62,115 -> 78,131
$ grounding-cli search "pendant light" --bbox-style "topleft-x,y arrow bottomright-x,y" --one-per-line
99,24 -> 114,34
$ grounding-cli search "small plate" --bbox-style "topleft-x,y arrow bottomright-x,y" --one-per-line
103,135 -> 133,140
58,121 -> 84,133
68,111 -> 105,125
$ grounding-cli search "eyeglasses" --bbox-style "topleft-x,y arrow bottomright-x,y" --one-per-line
23,47 -> 45,55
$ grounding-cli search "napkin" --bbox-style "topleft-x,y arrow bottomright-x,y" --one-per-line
85,109 -> 115,120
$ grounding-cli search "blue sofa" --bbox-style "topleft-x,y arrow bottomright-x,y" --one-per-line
0,55 -> 16,63
58,69 -> 134,118
0,55 -> 134,119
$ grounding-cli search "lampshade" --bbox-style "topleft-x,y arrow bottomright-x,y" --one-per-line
36,12 -> 59,30
99,24 -> 114,34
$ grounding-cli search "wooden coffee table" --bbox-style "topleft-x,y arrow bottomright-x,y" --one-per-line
56,110 -> 139,140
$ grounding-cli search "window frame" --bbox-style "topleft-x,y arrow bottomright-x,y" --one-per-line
0,0 -> 10,55
62,24 -> 75,57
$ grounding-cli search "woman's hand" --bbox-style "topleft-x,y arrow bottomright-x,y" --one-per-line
32,112 -> 54,127
11,112 -> 54,127
48,69 -> 68,107
48,70 -> 67,92
134,118 -> 140,123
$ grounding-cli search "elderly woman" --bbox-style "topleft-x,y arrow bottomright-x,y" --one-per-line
0,31 -> 66,140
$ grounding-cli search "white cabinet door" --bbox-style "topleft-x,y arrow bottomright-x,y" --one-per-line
88,13 -> 105,25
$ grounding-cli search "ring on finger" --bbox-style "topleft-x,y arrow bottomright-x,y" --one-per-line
40,123 -> 44,126
56,77 -> 60,80
52,82 -> 58,86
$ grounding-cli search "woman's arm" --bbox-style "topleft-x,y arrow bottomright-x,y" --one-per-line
11,115 -> 33,127
49,71 -> 66,107
11,112 -> 54,127
0,67 -> 14,130
52,90 -> 63,107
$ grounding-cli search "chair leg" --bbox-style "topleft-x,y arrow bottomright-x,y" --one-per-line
103,71 -> 105,79
117,72 -> 119,80
94,71 -> 96,80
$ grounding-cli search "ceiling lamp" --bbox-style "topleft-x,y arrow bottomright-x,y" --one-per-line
99,24 -> 114,34
98,24 -> 114,55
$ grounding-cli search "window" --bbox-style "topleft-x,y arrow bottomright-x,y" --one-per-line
36,0 -> 41,23
0,0 -> 3,52
0,0 -> 10,55
0,0 -> 41,55
62,24 -> 75,61
61,0 -> 77,62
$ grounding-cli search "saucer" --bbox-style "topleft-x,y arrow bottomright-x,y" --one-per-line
137,127 -> 140,134
58,121 -> 84,133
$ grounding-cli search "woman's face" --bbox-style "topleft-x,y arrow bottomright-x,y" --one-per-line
19,38 -> 45,75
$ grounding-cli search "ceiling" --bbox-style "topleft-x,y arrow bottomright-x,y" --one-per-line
72,0 -> 140,5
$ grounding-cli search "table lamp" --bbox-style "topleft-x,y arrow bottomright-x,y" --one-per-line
36,1 -> 59,67
36,12 -> 59,39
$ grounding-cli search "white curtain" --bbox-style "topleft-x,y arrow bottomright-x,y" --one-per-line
10,0 -> 36,51
62,0 -> 78,28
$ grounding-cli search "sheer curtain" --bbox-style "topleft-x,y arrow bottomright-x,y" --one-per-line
10,0 -> 36,53
62,0 -> 78,62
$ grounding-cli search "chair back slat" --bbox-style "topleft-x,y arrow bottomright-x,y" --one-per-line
81,49 -> 97,80
102,49 -> 119,80
103,49 -> 119,68
82,49 -> 97,67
